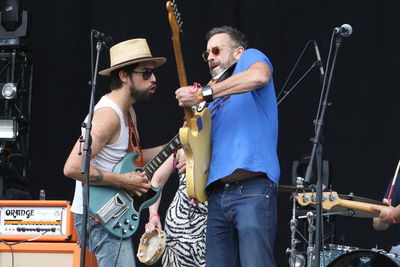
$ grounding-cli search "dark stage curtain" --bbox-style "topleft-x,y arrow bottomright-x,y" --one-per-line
20,1 -> 400,266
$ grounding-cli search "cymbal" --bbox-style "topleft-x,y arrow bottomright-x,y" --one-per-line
338,193 -> 384,206
278,185 -> 311,193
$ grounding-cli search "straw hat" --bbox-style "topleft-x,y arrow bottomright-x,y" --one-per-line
99,38 -> 166,76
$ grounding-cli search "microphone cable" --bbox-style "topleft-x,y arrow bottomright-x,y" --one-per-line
277,39 -> 317,106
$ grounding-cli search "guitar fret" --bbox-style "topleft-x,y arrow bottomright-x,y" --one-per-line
150,162 -> 157,172
144,166 -> 152,175
142,134 -> 181,179
153,161 -> 160,169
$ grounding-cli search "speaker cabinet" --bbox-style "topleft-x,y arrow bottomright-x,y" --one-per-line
0,242 -> 97,267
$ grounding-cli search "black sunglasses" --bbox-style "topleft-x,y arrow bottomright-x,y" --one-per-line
201,45 -> 238,61
132,68 -> 156,80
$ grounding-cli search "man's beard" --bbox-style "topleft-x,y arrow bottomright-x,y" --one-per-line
130,84 -> 153,103
210,60 -> 233,77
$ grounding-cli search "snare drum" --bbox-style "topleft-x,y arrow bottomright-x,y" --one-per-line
137,228 -> 166,265
327,249 -> 400,267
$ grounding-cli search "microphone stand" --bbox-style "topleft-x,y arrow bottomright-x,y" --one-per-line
303,33 -> 344,267
79,41 -> 102,267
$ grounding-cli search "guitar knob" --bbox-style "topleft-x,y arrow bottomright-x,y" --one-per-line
124,219 -> 130,225
113,222 -> 122,229
311,194 -> 317,202
129,225 -> 135,231
122,229 -> 127,234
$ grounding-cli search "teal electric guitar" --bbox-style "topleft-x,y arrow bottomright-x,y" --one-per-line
88,134 -> 181,238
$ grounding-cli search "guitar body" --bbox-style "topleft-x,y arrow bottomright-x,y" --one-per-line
180,108 -> 211,203
88,152 -> 162,238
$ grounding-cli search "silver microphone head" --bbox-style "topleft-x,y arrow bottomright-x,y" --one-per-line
335,24 -> 353,37
340,24 -> 353,37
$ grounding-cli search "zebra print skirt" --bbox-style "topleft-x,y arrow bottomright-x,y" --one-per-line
161,174 -> 208,267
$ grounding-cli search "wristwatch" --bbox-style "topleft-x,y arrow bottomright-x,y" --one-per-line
201,85 -> 214,103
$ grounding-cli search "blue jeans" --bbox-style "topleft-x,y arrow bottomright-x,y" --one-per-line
74,213 -> 136,267
206,176 -> 277,267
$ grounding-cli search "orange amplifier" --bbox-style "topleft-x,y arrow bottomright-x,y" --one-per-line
0,200 -> 77,242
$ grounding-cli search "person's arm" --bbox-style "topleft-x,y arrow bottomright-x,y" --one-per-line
145,148 -> 186,232
141,146 -> 163,164
175,62 -> 271,107
63,107 -> 150,196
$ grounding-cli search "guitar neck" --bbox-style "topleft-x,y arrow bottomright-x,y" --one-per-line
143,134 -> 181,179
337,198 -> 382,214
166,1 -> 193,122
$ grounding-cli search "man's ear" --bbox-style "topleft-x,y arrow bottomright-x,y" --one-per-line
234,46 -> 245,60
118,70 -> 129,83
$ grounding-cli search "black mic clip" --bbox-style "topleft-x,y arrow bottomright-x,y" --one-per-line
92,30 -> 114,48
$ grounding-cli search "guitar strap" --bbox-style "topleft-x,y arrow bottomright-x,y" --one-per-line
128,110 -> 144,167
198,62 -> 237,111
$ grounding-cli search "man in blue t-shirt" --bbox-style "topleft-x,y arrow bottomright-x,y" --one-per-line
175,26 -> 280,267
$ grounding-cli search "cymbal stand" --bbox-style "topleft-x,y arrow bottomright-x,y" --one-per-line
306,211 -> 316,267
287,194 -> 301,267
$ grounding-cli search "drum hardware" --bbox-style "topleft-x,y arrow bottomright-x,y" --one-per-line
287,194 -> 305,267
306,211 -> 316,267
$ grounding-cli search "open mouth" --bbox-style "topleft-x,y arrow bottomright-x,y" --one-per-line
148,85 -> 157,94
210,63 -> 219,72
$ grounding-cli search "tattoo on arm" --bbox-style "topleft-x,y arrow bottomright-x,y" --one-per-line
90,169 -> 104,183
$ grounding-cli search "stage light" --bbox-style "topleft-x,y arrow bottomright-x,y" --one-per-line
292,154 -> 330,188
0,117 -> 17,140
1,82 -> 17,99
0,0 -> 22,32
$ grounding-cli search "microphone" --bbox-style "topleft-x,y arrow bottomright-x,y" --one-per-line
92,30 -> 114,48
334,24 -> 353,37
313,40 -> 325,81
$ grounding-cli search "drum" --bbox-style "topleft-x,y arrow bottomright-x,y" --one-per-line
137,228 -> 166,265
317,244 -> 358,267
327,249 -> 400,267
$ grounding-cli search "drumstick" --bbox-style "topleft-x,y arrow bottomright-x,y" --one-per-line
387,160 -> 400,202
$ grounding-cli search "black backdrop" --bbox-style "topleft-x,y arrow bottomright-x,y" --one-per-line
16,0 -> 400,266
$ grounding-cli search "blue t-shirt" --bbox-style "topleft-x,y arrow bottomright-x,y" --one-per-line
207,48 -> 280,186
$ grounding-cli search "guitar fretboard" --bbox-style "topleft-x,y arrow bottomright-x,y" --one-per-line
143,134 -> 181,179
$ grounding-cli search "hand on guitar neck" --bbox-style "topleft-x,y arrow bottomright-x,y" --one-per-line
371,198 -> 400,226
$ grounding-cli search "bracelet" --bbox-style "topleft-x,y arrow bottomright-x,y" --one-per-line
201,85 -> 214,103
192,82 -> 205,102
149,213 -> 160,222
388,210 -> 399,224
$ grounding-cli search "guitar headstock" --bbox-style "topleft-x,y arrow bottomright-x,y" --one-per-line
166,1 -> 183,37
297,191 -> 340,210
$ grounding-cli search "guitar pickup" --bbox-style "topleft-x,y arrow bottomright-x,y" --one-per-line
96,193 -> 129,224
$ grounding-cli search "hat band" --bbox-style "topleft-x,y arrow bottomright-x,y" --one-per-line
111,56 -> 154,69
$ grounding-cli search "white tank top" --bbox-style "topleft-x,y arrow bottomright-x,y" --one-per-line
71,95 -> 131,214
